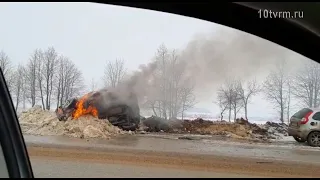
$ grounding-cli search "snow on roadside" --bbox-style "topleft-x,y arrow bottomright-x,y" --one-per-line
18,106 -> 127,139
259,121 -> 288,140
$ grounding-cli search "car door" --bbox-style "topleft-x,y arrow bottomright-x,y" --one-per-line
310,112 -> 320,130
0,69 -> 34,178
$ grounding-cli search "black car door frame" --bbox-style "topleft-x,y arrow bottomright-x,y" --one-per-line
0,69 -> 34,178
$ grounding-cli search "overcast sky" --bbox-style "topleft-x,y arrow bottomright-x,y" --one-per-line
0,2 -> 308,120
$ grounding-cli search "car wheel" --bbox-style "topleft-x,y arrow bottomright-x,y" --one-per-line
293,136 -> 306,143
307,131 -> 320,147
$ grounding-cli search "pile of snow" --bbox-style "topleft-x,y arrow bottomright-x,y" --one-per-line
233,118 -> 289,140
18,106 -> 127,139
260,121 -> 288,139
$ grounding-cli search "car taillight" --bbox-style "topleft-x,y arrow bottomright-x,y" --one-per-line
300,111 -> 313,124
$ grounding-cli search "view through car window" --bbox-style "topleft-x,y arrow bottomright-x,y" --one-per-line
0,2 -> 319,178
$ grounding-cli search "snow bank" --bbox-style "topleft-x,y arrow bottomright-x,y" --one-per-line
18,106 -> 126,139
259,121 -> 288,139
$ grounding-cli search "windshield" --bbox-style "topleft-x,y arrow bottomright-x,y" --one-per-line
1,2 -> 319,178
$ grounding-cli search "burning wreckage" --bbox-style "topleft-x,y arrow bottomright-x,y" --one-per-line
55,88 -> 141,131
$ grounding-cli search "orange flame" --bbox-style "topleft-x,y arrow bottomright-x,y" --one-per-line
72,92 -> 98,119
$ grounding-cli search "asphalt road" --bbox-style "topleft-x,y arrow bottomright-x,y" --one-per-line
30,157 -> 262,178
24,134 -> 320,164
23,134 -> 320,178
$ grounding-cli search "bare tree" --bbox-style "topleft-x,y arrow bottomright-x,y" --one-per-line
0,51 -> 11,76
25,49 -> 42,107
237,78 -> 260,120
153,44 -> 170,119
55,56 -> 65,108
12,64 -> 25,111
22,77 -> 27,110
35,49 -> 45,109
217,84 -> 232,122
263,60 -> 289,123
65,68 -> 85,100
179,79 -> 196,120
217,79 -> 241,122
0,50 -> 14,91
40,47 -> 58,110
231,80 -> 244,120
291,60 -> 320,108
55,56 -> 85,108
103,59 -> 126,88
142,44 -> 170,119
143,44 -> 196,120
287,77 -> 292,123
167,49 -> 194,119
216,92 -> 229,121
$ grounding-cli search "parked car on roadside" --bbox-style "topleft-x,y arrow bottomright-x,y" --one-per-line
288,108 -> 320,147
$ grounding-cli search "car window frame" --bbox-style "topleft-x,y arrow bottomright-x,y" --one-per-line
0,2 -> 317,179
0,69 -> 34,178
312,112 -> 320,121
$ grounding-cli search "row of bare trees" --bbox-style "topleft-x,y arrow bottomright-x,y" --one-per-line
0,48 -> 85,111
102,58 -> 127,88
2,43 -> 196,118
217,59 -> 320,123
102,46 -> 320,123
3,44 -> 318,122
217,78 -> 260,122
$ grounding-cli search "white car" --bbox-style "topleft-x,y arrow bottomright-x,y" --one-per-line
288,108 -> 320,147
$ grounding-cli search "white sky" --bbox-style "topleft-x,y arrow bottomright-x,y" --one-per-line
0,2 -> 309,119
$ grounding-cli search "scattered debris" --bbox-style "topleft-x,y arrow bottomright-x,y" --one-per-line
178,136 -> 202,140
141,116 -> 288,141
140,116 -> 171,132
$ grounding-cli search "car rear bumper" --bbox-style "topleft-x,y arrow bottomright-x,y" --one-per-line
288,126 -> 309,139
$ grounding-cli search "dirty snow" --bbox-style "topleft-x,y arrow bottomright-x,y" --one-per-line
18,106 -> 126,139
259,121 -> 288,140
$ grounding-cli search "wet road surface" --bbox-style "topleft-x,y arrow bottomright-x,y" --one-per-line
30,157 -> 262,178
23,134 -> 320,178
24,134 -> 320,164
